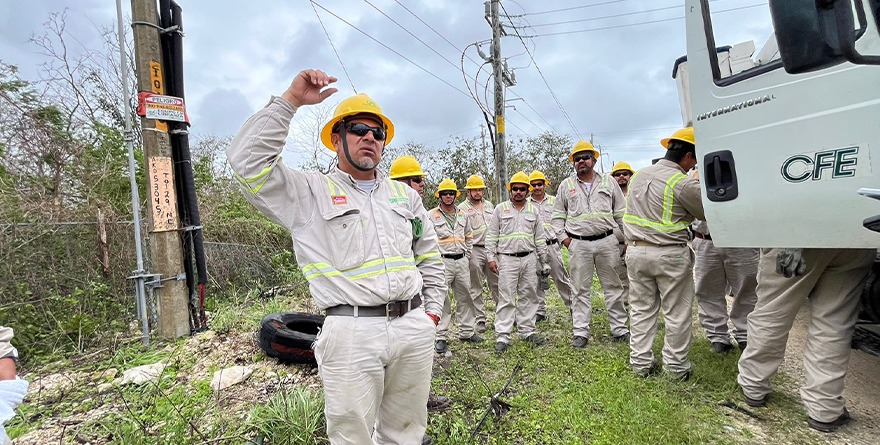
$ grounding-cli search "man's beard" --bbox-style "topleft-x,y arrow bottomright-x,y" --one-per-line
352,156 -> 379,170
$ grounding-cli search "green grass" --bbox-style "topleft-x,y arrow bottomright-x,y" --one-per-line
246,386 -> 327,445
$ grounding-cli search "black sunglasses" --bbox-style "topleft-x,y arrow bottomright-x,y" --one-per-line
572,153 -> 593,163
510,186 -> 529,192
438,191 -> 456,196
530,182 -> 545,187
612,172 -> 631,177
408,177 -> 424,184
344,122 -> 387,141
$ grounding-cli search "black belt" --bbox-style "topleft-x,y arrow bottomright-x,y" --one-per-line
473,244 -> 485,248
694,231 -> 712,241
326,295 -> 421,320
442,253 -> 465,260
500,251 -> 532,258
567,229 -> 613,242
546,239 -> 558,245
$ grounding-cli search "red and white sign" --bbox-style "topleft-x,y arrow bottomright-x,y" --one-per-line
137,92 -> 188,123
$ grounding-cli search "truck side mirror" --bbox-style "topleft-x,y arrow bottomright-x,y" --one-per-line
770,0 -> 880,73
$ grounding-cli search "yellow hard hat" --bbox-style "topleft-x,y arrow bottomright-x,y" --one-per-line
569,140 -> 600,162
506,171 -> 532,191
611,161 -> 634,175
528,169 -> 550,185
320,93 -> 395,151
661,127 -> 695,148
434,178 -> 461,198
389,155 -> 426,179
464,174 -> 487,190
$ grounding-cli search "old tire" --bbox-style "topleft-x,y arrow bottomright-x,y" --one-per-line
258,312 -> 324,364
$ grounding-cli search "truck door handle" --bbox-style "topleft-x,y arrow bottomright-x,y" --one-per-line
703,150 -> 738,202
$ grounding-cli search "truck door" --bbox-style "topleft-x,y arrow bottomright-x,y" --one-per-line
684,0 -> 880,248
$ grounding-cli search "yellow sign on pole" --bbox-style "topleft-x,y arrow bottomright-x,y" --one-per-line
149,61 -> 168,132
496,116 -> 505,134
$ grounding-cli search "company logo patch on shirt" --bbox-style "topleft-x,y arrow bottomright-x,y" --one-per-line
468,208 -> 476,214
503,209 -> 511,214
332,195 -> 347,205
568,188 -> 577,196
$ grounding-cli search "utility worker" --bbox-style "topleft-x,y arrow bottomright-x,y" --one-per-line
487,171 -> 551,353
228,69 -> 446,444
390,155 -> 427,196
623,127 -> 703,380
692,219 -> 759,353
552,141 -> 630,349
429,179 -> 481,354
528,170 -> 574,318
1,326 -> 27,445
458,174 -> 499,333
610,161 -> 635,307
737,248 -> 874,432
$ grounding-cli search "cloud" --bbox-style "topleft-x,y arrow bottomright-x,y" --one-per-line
189,87 -> 254,137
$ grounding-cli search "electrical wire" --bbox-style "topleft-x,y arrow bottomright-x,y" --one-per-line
523,4 -> 683,28
517,0 -> 626,17
310,1 -> 357,92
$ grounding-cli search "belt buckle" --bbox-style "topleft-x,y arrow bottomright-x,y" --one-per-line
386,300 -> 402,321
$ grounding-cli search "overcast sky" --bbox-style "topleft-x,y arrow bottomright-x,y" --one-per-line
0,0 -> 773,171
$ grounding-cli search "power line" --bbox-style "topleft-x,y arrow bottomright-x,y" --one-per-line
310,1 -> 357,92
527,3 -> 768,37
524,4 -> 682,28
392,0 -> 484,69
518,0 -> 626,17
310,1 -> 471,97
500,1 -> 582,139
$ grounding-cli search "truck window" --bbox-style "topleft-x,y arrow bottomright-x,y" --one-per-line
703,1 -> 781,84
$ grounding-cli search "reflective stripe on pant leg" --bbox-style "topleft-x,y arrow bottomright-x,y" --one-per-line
594,236 -> 629,337
451,257 -> 477,338
495,256 -> 517,344
314,316 -> 386,444
694,238 -> 732,344
724,247 -> 759,343
626,245 -> 660,369
655,244 -> 695,374
569,239 -> 595,338
469,246 -> 488,324
437,257 -> 457,341
549,244 -> 574,309
374,308 -> 435,444
737,248 -> 824,400
517,253 -> 539,338
800,248 -> 874,423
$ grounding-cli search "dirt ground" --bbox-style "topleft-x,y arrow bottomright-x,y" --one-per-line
777,306 -> 880,445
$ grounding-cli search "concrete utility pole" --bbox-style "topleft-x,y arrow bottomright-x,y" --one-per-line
131,0 -> 190,338
489,0 -> 507,201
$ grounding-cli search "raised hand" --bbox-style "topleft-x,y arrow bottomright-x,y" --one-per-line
281,69 -> 339,107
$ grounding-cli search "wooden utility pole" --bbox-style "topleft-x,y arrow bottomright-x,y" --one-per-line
490,0 -> 507,201
131,0 -> 190,338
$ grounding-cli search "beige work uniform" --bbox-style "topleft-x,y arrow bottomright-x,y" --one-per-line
228,97 -> 446,445
529,194 -> 574,313
430,207 -> 475,340
738,248 -> 874,423
0,327 -> 17,361
552,174 -> 629,339
486,200 -> 549,344
692,220 -> 759,345
458,199 -> 499,325
623,159 -> 704,376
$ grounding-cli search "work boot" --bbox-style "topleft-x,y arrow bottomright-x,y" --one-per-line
434,340 -> 447,354
571,336 -> 589,348
426,394 -> 451,412
711,342 -> 733,354
667,369 -> 692,382
633,360 -> 660,378
737,340 -> 747,351
460,334 -> 484,343
808,408 -> 851,433
524,333 -> 546,345
421,434 -> 433,445
612,332 -> 631,343
494,341 -> 508,354
536,313 -> 548,323
476,321 -> 487,333
742,390 -> 769,408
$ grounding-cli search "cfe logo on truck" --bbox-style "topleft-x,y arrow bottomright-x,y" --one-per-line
781,146 -> 861,183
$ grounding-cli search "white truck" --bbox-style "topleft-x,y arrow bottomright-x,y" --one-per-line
675,0 -> 880,338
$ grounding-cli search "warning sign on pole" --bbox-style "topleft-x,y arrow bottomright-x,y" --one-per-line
137,92 -> 189,123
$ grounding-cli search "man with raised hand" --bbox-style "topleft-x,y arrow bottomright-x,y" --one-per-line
228,69 -> 446,444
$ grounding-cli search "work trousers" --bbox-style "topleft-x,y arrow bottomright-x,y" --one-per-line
314,308 -> 435,444
569,236 -> 629,338
617,242 -> 629,308
737,248 -> 874,423
693,238 -> 759,344
469,245 -> 499,325
626,243 -> 694,375
495,252 -> 539,344
438,256 -> 477,340
536,243 -> 574,315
